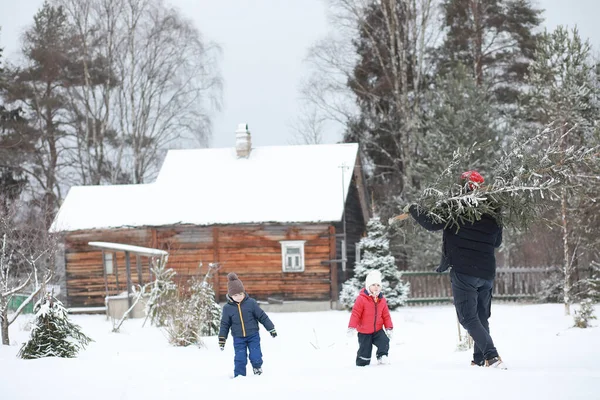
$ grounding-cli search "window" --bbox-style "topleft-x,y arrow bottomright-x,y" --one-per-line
104,252 -> 114,275
279,240 -> 306,272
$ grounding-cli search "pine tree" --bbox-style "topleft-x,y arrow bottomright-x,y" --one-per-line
394,65 -> 505,269
522,25 -> 600,315
437,0 -> 542,106
573,298 -> 596,328
419,65 -> 504,176
2,2 -> 75,228
0,37 -> 30,211
341,0 -> 433,217
18,294 -> 91,359
578,261 -> 600,302
340,218 -> 409,310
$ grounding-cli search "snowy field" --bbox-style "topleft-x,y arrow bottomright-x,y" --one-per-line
1,303 -> 599,400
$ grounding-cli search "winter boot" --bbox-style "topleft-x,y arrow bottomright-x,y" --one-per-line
377,355 -> 389,365
471,360 -> 484,367
485,356 -> 507,370
253,367 -> 263,375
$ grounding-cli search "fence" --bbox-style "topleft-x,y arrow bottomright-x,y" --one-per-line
402,267 -> 554,304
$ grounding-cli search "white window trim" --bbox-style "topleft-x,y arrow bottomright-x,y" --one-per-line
279,240 -> 306,273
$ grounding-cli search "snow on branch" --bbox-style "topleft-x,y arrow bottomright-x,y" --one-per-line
411,125 -> 599,230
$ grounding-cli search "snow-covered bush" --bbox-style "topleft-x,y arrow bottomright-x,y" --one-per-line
145,257 -> 178,327
162,263 -> 221,346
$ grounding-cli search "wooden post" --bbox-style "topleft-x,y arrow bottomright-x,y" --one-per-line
151,228 -> 158,248
136,255 -> 143,285
213,227 -> 220,301
114,252 -> 119,292
102,250 -> 109,300
329,226 -> 338,303
125,251 -> 132,308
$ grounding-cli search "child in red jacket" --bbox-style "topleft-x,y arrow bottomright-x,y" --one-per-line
347,270 -> 394,366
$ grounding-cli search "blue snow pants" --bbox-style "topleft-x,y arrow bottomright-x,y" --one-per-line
233,332 -> 263,377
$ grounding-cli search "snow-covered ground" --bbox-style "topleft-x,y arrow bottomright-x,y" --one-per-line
1,303 -> 599,399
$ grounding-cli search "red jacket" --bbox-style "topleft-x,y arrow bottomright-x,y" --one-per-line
348,289 -> 393,334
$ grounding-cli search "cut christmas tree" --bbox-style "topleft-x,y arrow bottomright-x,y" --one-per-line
395,126 -> 598,231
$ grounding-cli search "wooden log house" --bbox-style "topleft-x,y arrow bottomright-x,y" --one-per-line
50,124 -> 371,308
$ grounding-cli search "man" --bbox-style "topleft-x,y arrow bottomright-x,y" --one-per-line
407,170 -> 506,369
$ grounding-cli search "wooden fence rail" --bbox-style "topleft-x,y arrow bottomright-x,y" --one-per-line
402,267 -> 554,304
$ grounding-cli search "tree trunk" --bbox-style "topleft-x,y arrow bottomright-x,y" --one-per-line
1,310 -> 9,345
471,0 -> 484,86
561,188 -> 571,316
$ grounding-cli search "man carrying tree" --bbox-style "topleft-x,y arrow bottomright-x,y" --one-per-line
405,170 -> 506,369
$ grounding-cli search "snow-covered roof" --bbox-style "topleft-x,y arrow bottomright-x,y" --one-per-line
50,143 -> 360,232
88,242 -> 169,257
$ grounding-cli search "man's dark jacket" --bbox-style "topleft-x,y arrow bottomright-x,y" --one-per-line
219,293 -> 274,339
409,205 -> 503,280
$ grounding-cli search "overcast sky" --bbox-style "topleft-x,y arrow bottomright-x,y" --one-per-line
1,0 -> 599,149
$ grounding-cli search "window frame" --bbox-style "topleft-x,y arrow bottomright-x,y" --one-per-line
279,240 -> 306,273
103,251 -> 114,275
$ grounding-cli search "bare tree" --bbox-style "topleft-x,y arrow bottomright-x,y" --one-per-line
56,0 -> 124,186
115,0 -> 222,183
303,0 -> 440,203
288,104 -> 327,145
0,200 -> 57,345
54,0 -> 223,184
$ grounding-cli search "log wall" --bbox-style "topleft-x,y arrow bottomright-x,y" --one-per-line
64,224 -> 335,307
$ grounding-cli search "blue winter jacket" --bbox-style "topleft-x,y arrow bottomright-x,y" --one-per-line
218,293 -> 275,339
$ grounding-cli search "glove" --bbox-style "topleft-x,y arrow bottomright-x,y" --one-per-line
385,329 -> 394,340
269,329 -> 277,338
346,328 -> 357,337
218,336 -> 226,351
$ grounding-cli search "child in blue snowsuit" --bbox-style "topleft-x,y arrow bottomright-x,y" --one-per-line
218,272 -> 277,377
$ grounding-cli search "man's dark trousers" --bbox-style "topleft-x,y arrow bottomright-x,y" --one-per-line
450,269 -> 499,363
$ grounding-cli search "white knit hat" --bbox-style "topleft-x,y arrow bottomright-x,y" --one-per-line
365,270 -> 382,290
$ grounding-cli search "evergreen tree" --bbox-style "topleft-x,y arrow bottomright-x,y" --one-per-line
0,36 -> 31,211
419,65 -> 503,177
573,298 -> 596,328
522,25 -> 600,315
340,218 -> 409,310
18,293 -> 91,359
579,261 -> 600,302
394,65 -> 506,269
437,0 -> 543,106
341,0 -> 433,217
2,2 -> 76,228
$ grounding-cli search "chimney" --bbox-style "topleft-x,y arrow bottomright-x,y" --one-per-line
235,123 -> 252,158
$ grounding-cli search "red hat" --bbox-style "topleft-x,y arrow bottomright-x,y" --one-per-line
461,170 -> 484,190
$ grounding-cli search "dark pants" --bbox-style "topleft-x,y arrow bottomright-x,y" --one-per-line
450,269 -> 499,363
233,332 -> 263,377
356,329 -> 389,366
